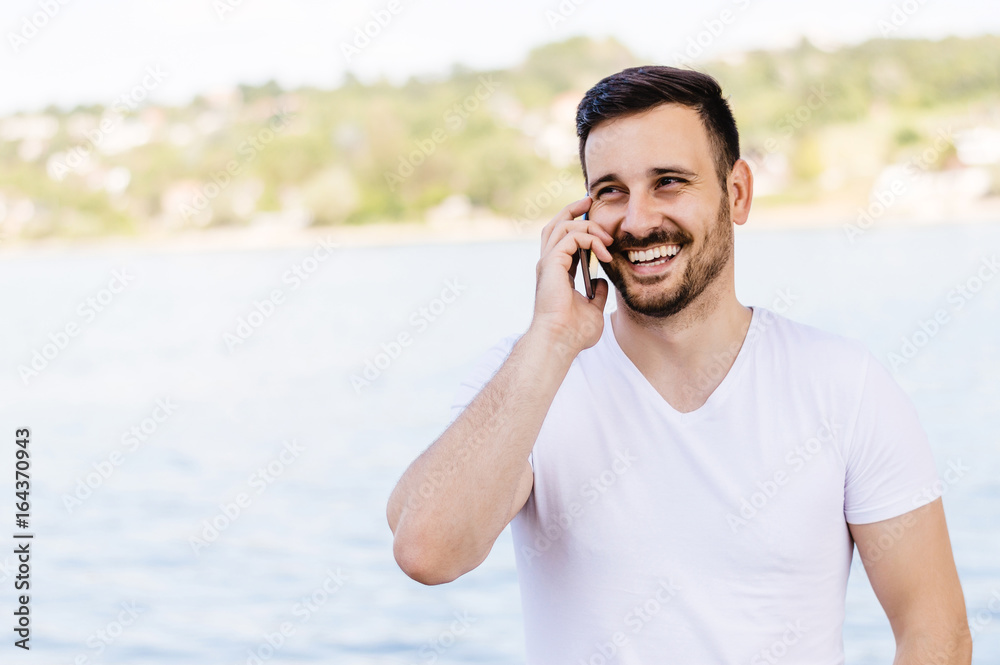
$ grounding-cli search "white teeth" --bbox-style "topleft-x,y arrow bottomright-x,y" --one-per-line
628,244 -> 681,263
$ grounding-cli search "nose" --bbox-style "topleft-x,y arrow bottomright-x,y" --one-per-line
619,190 -> 661,240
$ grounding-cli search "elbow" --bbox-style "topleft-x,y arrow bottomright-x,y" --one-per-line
933,624 -> 973,665
392,528 -> 467,586
896,617 -> 972,664
938,606 -> 973,663
951,623 -> 973,664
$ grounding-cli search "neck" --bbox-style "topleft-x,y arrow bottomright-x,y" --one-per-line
610,274 -> 753,411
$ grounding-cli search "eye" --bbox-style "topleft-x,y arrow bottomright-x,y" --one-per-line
595,185 -> 624,199
657,176 -> 686,187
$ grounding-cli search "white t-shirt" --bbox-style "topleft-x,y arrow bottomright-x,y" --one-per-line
449,306 -> 941,664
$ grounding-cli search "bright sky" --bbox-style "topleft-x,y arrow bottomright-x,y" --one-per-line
0,0 -> 997,114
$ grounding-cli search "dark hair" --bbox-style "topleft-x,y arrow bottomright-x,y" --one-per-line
576,66 -> 740,189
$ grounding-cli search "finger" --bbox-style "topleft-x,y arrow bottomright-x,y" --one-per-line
540,196 -> 593,249
542,231 -> 614,275
544,221 -> 614,259
566,195 -> 593,218
562,231 -> 614,264
590,278 -> 610,310
542,221 -> 614,261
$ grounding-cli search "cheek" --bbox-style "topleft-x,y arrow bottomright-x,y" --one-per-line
588,200 -> 621,227
589,198 -> 615,214
665,196 -> 719,233
660,192 -> 704,216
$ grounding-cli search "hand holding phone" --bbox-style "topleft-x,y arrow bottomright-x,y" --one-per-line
530,194 -> 610,356
577,210 -> 595,300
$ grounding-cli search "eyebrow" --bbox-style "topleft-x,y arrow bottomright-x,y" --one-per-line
588,166 -> 697,192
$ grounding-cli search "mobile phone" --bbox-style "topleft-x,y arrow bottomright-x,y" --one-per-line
578,210 -> 594,299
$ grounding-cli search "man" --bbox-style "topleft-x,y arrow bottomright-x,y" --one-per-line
386,66 -> 971,663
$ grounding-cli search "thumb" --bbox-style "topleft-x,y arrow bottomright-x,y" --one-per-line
591,278 -> 610,311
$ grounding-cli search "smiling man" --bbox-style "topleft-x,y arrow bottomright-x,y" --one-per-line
386,66 -> 971,663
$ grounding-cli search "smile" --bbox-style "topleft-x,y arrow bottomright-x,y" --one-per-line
626,243 -> 682,265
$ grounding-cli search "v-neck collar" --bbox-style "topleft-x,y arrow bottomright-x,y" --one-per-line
605,305 -> 761,422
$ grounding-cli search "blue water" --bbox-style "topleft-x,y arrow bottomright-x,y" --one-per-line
0,220 -> 997,663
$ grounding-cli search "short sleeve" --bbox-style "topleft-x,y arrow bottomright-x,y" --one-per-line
843,352 -> 942,524
448,334 -> 520,421
447,333 -> 532,469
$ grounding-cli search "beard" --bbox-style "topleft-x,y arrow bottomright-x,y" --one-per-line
598,194 -> 733,319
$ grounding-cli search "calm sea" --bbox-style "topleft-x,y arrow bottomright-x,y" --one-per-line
0,220 -> 997,663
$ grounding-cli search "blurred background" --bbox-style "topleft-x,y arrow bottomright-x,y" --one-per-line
0,0 -> 998,663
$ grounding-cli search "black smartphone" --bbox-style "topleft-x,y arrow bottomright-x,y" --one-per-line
578,210 -> 594,299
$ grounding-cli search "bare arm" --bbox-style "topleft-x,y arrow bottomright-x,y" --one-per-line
387,325 -> 570,584
849,498 -> 971,664
387,196 -> 614,585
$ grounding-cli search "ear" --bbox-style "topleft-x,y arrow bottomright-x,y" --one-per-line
727,159 -> 753,227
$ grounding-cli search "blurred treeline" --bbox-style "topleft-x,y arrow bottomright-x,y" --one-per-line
1,35 -> 998,239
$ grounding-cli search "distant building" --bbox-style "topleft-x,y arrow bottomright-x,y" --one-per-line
955,127 -> 1000,166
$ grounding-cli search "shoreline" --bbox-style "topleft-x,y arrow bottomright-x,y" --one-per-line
2,199 -> 998,256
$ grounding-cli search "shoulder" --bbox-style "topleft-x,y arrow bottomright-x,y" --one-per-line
458,332 -> 523,390
448,331 -> 523,420
753,306 -> 869,365
751,306 -> 872,391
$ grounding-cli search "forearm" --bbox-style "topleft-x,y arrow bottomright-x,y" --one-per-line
893,626 -> 972,665
852,499 -> 971,665
387,323 -> 575,583
891,617 -> 971,664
